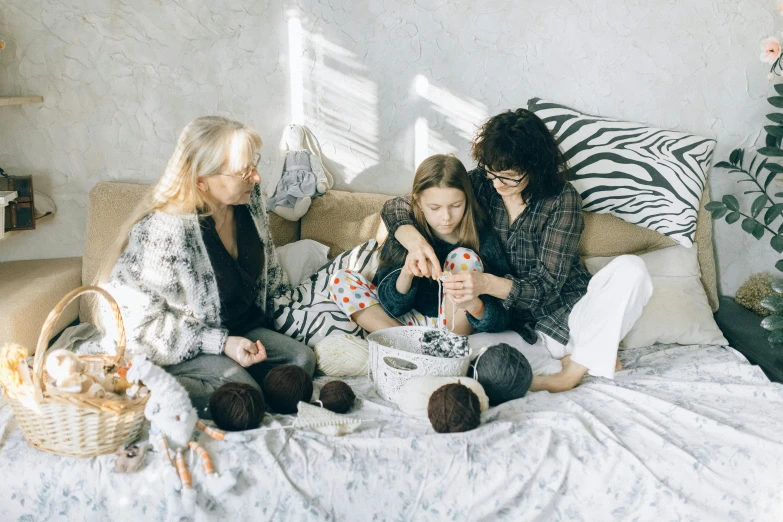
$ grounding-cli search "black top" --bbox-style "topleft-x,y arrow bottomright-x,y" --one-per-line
373,222 -> 510,333
200,205 -> 265,336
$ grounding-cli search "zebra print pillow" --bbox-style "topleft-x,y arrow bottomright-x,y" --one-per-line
273,239 -> 380,347
528,98 -> 715,247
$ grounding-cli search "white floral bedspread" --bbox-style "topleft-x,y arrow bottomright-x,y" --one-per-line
1,343 -> 782,521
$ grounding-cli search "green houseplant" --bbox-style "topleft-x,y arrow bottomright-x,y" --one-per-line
707,16 -> 783,348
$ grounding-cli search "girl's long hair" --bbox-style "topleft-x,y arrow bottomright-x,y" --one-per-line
381,154 -> 485,268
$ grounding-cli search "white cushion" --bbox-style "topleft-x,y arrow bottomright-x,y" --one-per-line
275,239 -> 330,286
584,246 -> 727,348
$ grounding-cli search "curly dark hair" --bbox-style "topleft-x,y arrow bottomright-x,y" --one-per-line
472,109 -> 569,203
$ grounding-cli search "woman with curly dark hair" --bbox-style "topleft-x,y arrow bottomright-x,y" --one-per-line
382,109 -> 653,394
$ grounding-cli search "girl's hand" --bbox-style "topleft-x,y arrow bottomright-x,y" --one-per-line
443,272 -> 487,304
224,337 -> 267,367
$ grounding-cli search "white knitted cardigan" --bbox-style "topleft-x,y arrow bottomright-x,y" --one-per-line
104,184 -> 291,366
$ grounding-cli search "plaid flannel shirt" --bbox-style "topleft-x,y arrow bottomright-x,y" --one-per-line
381,169 -> 591,346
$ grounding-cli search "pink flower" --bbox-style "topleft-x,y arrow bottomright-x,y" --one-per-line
778,0 -> 783,15
761,37 -> 781,64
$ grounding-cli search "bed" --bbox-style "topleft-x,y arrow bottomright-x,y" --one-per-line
1,172 -> 782,520
1,340 -> 782,520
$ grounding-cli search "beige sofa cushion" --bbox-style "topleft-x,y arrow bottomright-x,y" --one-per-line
297,187 -> 718,311
80,182 -> 300,322
0,257 -> 82,353
300,190 -> 393,258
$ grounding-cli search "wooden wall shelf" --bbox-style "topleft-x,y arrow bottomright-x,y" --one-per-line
0,96 -> 44,107
1,213 -> 53,240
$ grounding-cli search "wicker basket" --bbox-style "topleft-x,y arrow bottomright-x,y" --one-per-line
2,286 -> 148,458
367,326 -> 471,403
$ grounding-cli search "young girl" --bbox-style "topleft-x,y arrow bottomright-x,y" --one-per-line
329,154 -> 509,336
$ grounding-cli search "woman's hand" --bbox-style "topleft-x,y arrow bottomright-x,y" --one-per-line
395,225 -> 441,279
403,239 -> 442,279
224,336 -> 267,367
443,272 -> 488,304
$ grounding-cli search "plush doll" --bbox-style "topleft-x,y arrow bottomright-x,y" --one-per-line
45,349 -> 107,397
127,355 -> 244,521
266,124 -> 335,221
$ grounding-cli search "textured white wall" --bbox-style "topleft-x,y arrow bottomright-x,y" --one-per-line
0,0 -> 778,295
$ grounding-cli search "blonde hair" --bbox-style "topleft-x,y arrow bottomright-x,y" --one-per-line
97,116 -> 263,283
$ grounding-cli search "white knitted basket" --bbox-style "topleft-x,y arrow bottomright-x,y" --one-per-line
367,326 -> 470,403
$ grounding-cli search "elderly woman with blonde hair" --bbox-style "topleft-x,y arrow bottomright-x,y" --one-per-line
90,116 -> 314,415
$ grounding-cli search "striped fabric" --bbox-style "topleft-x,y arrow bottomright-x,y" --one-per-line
528,98 -> 715,247
273,239 -> 380,347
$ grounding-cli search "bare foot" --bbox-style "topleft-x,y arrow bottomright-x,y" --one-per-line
529,355 -> 588,393
615,358 -> 623,371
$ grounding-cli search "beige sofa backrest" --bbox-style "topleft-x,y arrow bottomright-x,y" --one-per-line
80,181 -> 718,322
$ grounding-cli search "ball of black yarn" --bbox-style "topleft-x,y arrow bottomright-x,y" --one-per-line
427,383 -> 481,433
473,343 -> 533,405
209,382 -> 266,432
318,380 -> 356,413
262,365 -> 313,414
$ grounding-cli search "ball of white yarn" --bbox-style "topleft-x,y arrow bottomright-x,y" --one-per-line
314,334 -> 369,377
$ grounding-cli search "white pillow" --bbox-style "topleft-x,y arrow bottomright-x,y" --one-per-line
275,239 -> 330,286
584,246 -> 727,348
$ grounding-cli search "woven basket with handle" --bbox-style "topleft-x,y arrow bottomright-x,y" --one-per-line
2,286 -> 148,457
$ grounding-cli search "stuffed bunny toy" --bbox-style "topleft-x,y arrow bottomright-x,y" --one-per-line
266,124 -> 335,221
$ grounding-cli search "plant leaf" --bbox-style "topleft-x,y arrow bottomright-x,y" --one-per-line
769,96 -> 783,108
711,207 -> 728,219
722,195 -> 740,211
726,211 -> 741,224
761,295 -> 783,312
714,161 -> 735,169
765,170 -> 778,190
742,217 -> 757,234
761,314 -> 783,330
772,234 -> 783,253
705,201 -> 726,211
765,125 -> 783,139
768,113 -> 783,124
775,84 -> 783,96
729,149 -> 741,165
765,203 -> 783,224
772,278 -> 783,293
767,132 -> 781,148
764,162 -> 783,172
758,146 -> 783,157
776,259 -> 783,272
756,157 -> 769,178
753,222 -> 766,239
752,194 -> 769,217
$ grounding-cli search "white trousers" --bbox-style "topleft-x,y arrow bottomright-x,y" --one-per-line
469,255 -> 653,379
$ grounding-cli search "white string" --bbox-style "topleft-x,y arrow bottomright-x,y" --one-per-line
471,345 -> 492,383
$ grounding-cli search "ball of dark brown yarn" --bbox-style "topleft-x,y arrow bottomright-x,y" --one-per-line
209,382 -> 266,432
427,383 -> 481,434
262,365 -> 313,414
317,380 -> 356,413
